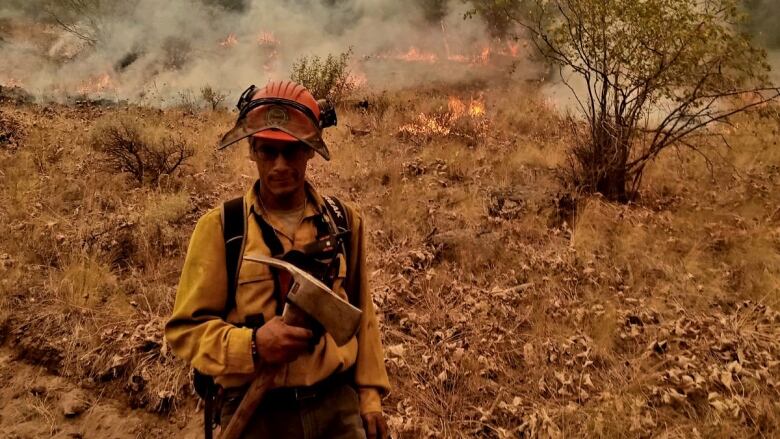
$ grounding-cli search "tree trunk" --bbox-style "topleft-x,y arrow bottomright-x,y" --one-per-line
596,167 -> 629,203
587,121 -> 631,202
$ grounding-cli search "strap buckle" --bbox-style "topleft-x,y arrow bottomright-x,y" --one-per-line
293,387 -> 317,401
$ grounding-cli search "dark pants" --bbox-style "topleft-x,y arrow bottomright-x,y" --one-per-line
220,383 -> 367,439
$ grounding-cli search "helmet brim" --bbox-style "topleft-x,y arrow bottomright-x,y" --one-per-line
218,103 -> 331,161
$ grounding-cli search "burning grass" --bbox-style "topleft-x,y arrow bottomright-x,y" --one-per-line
397,94 -> 490,143
0,84 -> 779,437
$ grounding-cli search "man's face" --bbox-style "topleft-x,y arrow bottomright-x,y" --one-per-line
249,138 -> 315,198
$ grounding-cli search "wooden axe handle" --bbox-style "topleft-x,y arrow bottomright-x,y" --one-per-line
219,306 -> 307,439
218,367 -> 278,439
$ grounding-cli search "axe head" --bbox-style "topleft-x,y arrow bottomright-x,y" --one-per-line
243,254 -> 362,346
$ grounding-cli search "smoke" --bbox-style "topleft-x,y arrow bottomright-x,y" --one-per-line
0,0 -> 525,103
744,0 -> 780,49
743,0 -> 780,81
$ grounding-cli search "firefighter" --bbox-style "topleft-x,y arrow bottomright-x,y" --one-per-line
165,80 -> 390,438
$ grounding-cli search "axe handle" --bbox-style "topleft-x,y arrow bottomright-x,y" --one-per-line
218,368 -> 278,439
218,306 -> 307,439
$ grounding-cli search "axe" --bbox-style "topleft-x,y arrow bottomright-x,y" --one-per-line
218,254 -> 362,439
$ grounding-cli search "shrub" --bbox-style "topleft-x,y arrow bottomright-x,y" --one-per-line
200,85 -> 227,110
89,116 -> 194,185
176,90 -> 199,115
474,0 -> 780,202
290,48 -> 356,103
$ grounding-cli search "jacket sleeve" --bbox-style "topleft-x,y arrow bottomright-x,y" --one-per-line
347,207 -> 391,414
164,209 -> 255,376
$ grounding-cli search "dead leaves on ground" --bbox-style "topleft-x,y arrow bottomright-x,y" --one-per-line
378,242 -> 780,438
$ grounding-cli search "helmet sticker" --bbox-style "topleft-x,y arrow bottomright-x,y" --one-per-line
266,105 -> 289,125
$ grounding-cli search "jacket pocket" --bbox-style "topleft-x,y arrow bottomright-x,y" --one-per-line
238,274 -> 273,285
232,262 -> 276,319
237,259 -> 273,285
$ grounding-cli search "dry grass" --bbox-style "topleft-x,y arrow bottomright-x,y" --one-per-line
25,393 -> 58,436
0,102 -> 246,413
0,84 -> 779,438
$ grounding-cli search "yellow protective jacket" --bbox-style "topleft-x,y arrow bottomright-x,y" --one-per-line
164,181 -> 390,414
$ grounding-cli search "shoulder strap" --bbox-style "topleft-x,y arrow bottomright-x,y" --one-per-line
195,197 -> 245,437
254,213 -> 285,257
321,195 -> 357,304
251,211 -> 286,314
321,195 -> 350,235
221,196 -> 246,315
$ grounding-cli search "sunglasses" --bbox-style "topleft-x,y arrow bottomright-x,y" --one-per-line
251,142 -> 311,161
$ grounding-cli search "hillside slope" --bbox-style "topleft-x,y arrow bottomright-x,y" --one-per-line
0,84 -> 779,438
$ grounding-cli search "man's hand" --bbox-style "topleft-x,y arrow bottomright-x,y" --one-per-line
362,412 -> 388,439
255,316 -> 313,365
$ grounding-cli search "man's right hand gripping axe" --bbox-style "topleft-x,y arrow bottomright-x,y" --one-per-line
219,254 -> 363,439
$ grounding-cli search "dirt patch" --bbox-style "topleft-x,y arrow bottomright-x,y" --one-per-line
0,348 -> 201,439
3,315 -> 65,374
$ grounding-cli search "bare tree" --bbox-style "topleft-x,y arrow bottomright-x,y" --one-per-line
44,0 -> 106,46
89,116 -> 195,185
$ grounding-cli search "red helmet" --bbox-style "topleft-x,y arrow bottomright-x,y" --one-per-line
219,80 -> 331,160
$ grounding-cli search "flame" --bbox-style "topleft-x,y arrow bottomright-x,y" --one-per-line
348,70 -> 368,89
448,96 -> 467,117
400,47 -> 438,63
376,38 -> 525,67
399,95 -> 488,139
262,50 -> 280,73
256,31 -> 278,46
220,33 -> 238,48
448,96 -> 486,118
383,47 -> 438,63
446,54 -> 469,63
476,47 -> 491,64
446,46 -> 506,65
440,20 -> 489,65
399,113 -> 451,137
78,72 -> 115,94
468,99 -> 486,117
444,49 -> 494,65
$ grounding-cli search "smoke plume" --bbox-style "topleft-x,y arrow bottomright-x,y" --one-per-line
0,0 -> 525,103
744,0 -> 780,80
